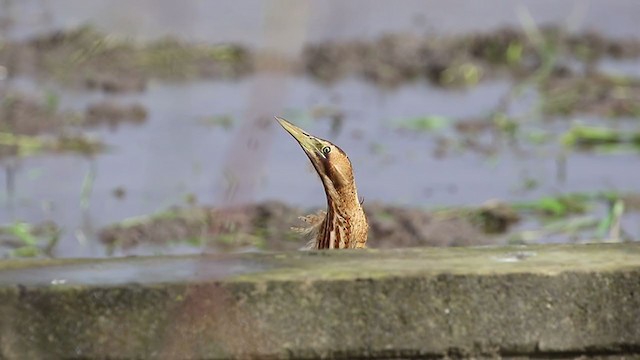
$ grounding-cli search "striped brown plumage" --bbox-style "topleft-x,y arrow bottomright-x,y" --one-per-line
276,117 -> 368,249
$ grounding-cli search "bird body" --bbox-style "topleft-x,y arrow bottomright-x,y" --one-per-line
276,117 -> 368,249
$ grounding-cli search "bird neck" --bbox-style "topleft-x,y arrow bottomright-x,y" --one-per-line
318,179 -> 364,249
323,175 -> 362,217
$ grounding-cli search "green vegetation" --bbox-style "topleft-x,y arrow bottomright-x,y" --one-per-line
198,115 -> 234,130
541,76 -> 640,118
394,116 -> 452,132
98,206 -> 274,254
0,25 -> 252,91
513,193 -> 591,218
440,62 -> 483,86
0,221 -> 60,258
430,191 -> 637,245
2,190 -> 633,256
0,132 -> 106,157
561,124 -> 640,149
138,38 -> 249,79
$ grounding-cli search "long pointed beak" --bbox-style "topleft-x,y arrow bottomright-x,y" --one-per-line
275,116 -> 318,156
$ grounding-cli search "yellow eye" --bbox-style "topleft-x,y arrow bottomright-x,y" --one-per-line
322,146 -> 331,155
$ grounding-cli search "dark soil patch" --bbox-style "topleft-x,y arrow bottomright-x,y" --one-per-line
85,101 -> 148,129
622,193 -> 640,211
98,201 -> 511,253
0,91 -> 69,136
0,92 -> 142,158
0,92 -> 141,135
0,91 -> 78,157
101,192 -> 637,254
2,25 -> 639,91
0,25 -> 253,93
541,74 -> 640,117
304,27 -> 640,87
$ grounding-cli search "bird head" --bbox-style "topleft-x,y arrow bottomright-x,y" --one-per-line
276,116 -> 355,191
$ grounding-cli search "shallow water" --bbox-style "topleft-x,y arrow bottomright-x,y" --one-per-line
1,1 -> 639,257
0,255 -> 265,285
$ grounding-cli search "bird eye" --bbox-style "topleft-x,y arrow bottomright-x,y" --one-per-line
322,146 -> 331,155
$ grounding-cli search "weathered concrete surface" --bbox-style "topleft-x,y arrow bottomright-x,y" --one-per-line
0,243 -> 639,359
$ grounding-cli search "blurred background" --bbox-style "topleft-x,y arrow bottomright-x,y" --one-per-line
0,0 -> 639,258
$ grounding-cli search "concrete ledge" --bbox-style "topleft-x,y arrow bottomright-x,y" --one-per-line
0,243 -> 639,359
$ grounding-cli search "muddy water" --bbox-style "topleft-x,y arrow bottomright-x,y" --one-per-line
1,1 -> 640,257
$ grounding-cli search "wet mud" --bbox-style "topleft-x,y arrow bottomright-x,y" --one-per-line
0,92 -> 147,158
0,26 -> 252,92
2,26 -> 640,92
85,101 -> 147,129
304,27 -> 640,86
98,201 -> 504,253
97,192 -> 638,254
0,91 -> 69,136
541,75 -> 640,117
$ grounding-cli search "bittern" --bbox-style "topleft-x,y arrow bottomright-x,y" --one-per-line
276,116 -> 368,249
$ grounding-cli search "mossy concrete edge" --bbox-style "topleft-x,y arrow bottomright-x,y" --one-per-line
1,243 -> 639,359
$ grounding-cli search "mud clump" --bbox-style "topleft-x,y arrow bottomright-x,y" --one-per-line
0,25 -> 253,93
470,200 -> 521,234
0,92 -> 149,134
0,91 -> 68,136
0,91 -> 70,157
303,34 -> 473,87
304,27 -> 640,87
85,101 -> 148,128
541,74 -> 640,117
99,201 -> 507,253
0,92 -> 111,158
3,25 -> 639,91
365,203 -> 495,248
303,41 -> 366,83
465,27 -> 528,65
566,30 -> 640,61
98,201 -> 302,253
84,74 -> 146,93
